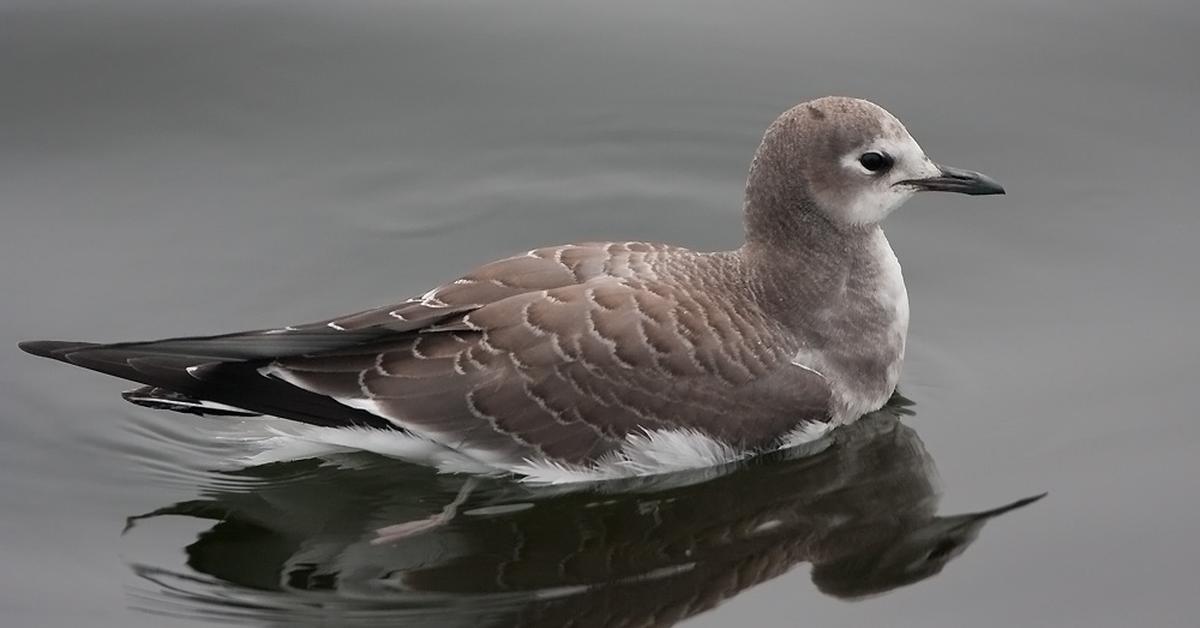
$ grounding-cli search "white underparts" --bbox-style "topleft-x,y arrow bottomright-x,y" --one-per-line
228,418 -> 838,482
236,423 -> 498,474
510,428 -> 745,484
777,420 -> 834,449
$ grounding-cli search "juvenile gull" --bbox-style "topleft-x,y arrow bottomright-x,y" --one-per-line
20,97 -> 1005,482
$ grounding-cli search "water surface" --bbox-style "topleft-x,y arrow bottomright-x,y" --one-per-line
2,1 -> 1197,626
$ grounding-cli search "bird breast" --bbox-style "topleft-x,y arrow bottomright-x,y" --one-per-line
793,228 -> 909,423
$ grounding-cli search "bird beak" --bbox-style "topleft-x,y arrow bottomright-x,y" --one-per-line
941,492 -> 1048,533
900,163 -> 1006,196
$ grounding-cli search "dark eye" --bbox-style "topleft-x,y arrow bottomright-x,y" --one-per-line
859,151 -> 893,173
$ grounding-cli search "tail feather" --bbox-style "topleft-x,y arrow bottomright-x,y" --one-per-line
18,339 -> 395,430
18,340 -> 101,361
21,324 -> 390,363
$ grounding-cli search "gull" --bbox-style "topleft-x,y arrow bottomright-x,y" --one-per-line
20,96 -> 1005,483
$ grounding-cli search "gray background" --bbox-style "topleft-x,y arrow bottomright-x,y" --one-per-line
2,0 -> 1197,626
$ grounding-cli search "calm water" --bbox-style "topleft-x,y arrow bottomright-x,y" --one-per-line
2,1 -> 1198,626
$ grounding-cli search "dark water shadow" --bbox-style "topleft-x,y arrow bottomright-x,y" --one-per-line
124,402 -> 1044,626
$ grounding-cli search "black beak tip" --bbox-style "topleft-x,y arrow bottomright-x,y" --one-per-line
906,164 -> 1007,196
969,174 -> 1006,196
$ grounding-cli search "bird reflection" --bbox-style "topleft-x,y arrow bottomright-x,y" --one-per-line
126,403 -> 1043,626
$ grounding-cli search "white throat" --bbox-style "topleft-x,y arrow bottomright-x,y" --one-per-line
839,137 -> 940,227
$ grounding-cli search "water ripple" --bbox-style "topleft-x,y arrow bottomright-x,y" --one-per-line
120,405 -> 1044,626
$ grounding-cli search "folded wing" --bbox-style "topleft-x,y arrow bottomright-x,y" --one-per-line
22,242 -> 831,473
267,277 -> 830,470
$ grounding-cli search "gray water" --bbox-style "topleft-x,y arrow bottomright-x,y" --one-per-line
2,1 -> 1198,626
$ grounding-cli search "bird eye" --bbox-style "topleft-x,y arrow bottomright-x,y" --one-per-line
859,151 -> 893,173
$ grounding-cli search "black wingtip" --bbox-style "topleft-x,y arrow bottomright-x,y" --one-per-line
18,340 -> 98,360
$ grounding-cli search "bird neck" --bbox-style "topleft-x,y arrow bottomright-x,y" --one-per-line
739,196 -> 878,328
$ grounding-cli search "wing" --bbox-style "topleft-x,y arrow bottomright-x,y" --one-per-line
285,241 -> 683,333
267,277 -> 831,470
18,341 -> 397,429
20,242 -> 698,427
22,241 -> 830,473
27,243 -> 669,361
